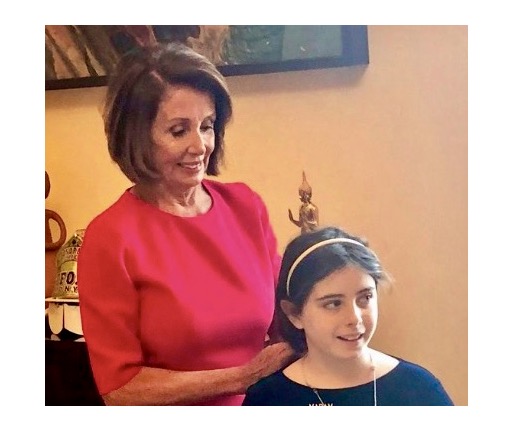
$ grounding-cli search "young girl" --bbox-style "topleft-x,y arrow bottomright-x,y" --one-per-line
243,226 -> 454,406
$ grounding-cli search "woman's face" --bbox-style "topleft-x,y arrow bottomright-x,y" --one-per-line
150,84 -> 216,191
288,265 -> 378,363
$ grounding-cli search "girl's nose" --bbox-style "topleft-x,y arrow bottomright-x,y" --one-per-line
343,303 -> 362,326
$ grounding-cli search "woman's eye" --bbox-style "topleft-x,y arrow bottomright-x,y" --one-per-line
170,128 -> 185,137
201,123 -> 214,132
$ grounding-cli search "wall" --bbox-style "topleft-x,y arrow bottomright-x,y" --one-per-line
45,25 -> 467,405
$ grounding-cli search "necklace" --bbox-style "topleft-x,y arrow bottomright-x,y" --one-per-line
302,351 -> 377,406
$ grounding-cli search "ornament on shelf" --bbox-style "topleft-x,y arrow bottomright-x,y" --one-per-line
52,229 -> 85,299
45,171 -> 67,251
45,229 -> 86,341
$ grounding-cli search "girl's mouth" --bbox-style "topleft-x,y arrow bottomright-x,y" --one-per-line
337,333 -> 363,342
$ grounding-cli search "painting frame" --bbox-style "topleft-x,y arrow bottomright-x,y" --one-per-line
45,25 -> 369,91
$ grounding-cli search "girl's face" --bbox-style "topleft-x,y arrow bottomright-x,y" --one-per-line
150,84 -> 216,191
285,265 -> 378,363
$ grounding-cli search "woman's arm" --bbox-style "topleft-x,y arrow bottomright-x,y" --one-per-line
102,342 -> 294,405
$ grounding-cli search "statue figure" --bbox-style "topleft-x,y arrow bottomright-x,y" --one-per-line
45,171 -> 67,250
288,171 -> 319,234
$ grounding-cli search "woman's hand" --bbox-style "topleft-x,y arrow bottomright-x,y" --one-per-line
241,342 -> 296,389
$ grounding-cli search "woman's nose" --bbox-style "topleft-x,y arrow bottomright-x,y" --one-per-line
187,131 -> 206,154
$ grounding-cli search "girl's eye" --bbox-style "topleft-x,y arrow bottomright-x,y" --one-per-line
358,292 -> 374,307
323,300 -> 342,310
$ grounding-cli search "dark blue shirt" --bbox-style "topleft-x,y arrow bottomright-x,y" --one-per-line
243,358 -> 454,406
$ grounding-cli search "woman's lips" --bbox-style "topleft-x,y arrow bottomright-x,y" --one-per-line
178,161 -> 202,171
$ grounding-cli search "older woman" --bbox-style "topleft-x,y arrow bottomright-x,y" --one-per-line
78,42 -> 293,406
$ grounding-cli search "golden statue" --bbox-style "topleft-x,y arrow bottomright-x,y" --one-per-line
288,171 -> 319,234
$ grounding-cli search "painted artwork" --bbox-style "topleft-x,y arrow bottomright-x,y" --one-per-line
45,25 -> 369,90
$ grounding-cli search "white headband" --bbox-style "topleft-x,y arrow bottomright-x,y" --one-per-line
286,238 -> 367,297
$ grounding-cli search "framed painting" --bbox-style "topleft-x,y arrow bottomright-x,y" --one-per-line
45,25 -> 369,91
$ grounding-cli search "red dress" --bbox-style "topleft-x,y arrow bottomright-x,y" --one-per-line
78,180 -> 281,405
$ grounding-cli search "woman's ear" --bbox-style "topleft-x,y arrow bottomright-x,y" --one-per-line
280,299 -> 304,330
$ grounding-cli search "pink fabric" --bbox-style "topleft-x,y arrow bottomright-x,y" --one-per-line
78,180 -> 280,405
